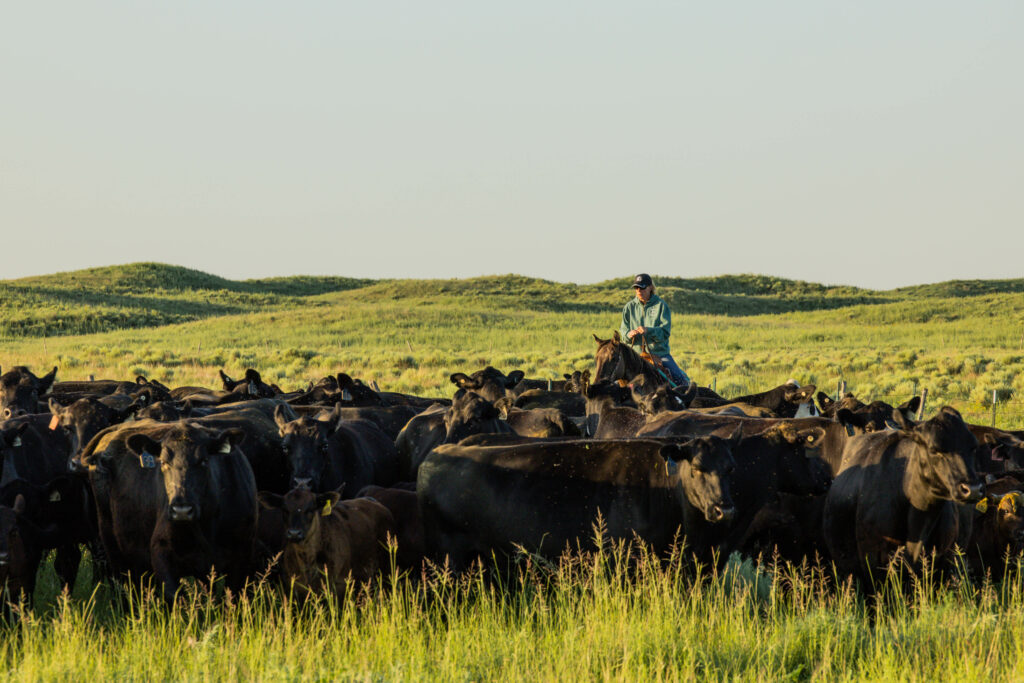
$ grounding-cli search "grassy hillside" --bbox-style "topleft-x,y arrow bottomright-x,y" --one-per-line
2,263 -> 1023,426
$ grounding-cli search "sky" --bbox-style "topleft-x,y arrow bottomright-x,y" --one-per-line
2,1 -> 1022,289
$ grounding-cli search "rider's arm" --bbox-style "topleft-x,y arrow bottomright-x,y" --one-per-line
619,303 -> 634,342
643,301 -> 671,346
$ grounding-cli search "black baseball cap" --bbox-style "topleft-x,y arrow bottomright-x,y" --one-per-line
632,273 -> 654,289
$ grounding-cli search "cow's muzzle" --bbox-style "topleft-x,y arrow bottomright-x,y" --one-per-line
956,482 -> 984,503
709,505 -> 736,524
169,503 -> 197,521
0,551 -> 8,566
286,528 -> 306,542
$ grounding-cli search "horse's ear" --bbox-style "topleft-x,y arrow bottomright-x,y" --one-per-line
612,330 -> 621,344
593,333 -> 609,345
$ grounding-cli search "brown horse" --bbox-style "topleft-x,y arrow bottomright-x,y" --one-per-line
592,332 -> 672,395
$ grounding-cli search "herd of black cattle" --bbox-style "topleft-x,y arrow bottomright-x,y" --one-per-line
2,338 -> 1023,605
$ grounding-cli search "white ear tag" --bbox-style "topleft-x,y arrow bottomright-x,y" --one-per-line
218,441 -> 232,454
139,454 -> 157,469
49,491 -> 61,502
342,389 -> 352,401
12,437 -> 21,447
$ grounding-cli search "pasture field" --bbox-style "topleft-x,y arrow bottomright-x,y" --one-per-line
3,263 -> 1024,680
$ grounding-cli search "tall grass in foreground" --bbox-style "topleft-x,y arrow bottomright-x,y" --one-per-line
6,543 -> 1024,680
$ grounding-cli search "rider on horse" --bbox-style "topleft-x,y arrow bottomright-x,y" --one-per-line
619,273 -> 690,387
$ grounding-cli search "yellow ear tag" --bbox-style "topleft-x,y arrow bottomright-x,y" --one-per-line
321,500 -> 333,517
975,497 -> 989,513
999,493 -> 1019,515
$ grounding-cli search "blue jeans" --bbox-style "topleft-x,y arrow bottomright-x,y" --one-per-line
659,355 -> 690,386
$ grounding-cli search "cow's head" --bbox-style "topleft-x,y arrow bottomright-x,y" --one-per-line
562,370 -> 591,394
443,390 -> 503,444
126,424 -> 246,522
635,380 -> 698,416
49,397 -> 142,462
334,373 -> 386,406
978,431 -> 1024,471
0,366 -> 57,419
219,368 -> 276,399
275,406 -> 334,491
782,383 -> 818,418
904,406 -> 983,503
258,484 -> 339,543
659,431 -> 738,524
760,423 -> 831,496
449,367 -> 524,403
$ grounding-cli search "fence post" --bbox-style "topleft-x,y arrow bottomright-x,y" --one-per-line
547,378 -> 552,391
913,381 -> 918,399
992,389 -> 998,428
712,377 -> 717,393
917,388 -> 928,420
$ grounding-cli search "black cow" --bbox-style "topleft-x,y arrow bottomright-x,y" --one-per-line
0,366 -> 58,418
395,404 -> 449,480
218,368 -> 278,402
694,423 -> 830,559
274,405 -> 400,495
964,490 -> 1024,581
492,401 -> 582,438
317,405 -> 419,441
48,396 -> 146,463
80,420 -> 258,599
968,425 -> 1024,472
823,407 -> 983,589
449,367 -> 525,403
0,494 -> 58,605
417,435 -> 738,571
689,382 -> 817,419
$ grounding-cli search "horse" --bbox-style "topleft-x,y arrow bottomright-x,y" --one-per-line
592,331 -> 676,396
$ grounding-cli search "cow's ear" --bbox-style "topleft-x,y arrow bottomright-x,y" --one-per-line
449,373 -> 475,390
336,373 -> 356,389
257,491 -> 283,510
49,397 -> 62,415
505,371 -> 525,388
273,404 -> 291,431
679,379 -> 698,407
784,385 -> 815,403
816,392 -> 834,412
889,408 -> 912,431
39,367 -> 58,395
898,396 -> 921,422
136,375 -> 149,385
563,373 -> 572,381
797,427 -> 827,451
219,369 -> 236,390
126,434 -> 162,457
493,397 -> 512,419
214,428 -> 246,454
244,369 -> 262,384
837,408 -> 867,432
316,491 -> 341,512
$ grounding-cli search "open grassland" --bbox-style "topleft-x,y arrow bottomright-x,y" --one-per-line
3,263 -> 1024,679
9,546 -> 1024,680
2,263 -> 1023,427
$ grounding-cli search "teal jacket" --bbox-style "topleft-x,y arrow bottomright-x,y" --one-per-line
619,294 -> 672,356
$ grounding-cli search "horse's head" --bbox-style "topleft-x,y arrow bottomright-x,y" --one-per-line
593,331 -> 628,384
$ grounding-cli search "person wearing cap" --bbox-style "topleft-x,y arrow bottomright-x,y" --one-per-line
619,274 -> 690,386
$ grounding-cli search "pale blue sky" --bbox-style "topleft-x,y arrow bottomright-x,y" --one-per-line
3,1 -> 1021,288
